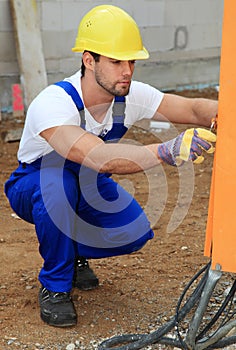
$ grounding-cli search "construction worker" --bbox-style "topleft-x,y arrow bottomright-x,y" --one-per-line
4,5 -> 217,327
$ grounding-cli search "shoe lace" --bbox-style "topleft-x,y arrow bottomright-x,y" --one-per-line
52,292 -> 71,301
77,256 -> 89,269
41,288 -> 71,302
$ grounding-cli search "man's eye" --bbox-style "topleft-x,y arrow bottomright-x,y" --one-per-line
130,60 -> 136,64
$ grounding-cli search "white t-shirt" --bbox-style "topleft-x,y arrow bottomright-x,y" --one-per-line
18,70 -> 164,163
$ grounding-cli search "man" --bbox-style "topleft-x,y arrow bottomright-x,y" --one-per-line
4,5 -> 217,327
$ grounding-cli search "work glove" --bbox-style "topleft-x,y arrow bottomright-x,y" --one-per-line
157,128 -> 216,166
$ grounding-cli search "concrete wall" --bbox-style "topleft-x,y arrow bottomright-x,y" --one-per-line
0,0 -> 224,111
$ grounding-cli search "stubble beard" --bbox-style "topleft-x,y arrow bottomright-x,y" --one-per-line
95,71 -> 130,97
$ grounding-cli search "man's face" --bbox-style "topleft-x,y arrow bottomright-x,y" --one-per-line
94,56 -> 136,96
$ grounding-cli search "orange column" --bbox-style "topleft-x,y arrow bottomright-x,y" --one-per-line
204,0 -> 236,272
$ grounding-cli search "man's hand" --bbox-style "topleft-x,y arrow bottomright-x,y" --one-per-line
157,128 -> 217,166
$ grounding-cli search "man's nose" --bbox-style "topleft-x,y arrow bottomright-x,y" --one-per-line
121,61 -> 132,76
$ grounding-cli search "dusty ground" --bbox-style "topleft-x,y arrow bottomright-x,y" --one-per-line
1,88 -> 232,350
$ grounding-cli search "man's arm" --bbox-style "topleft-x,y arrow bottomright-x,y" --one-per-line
41,122 -> 216,174
154,93 -> 218,127
40,125 -> 161,174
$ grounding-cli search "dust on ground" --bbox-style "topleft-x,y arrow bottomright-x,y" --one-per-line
1,88 -> 229,350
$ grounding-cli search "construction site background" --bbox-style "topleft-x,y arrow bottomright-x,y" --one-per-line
0,0 -> 223,114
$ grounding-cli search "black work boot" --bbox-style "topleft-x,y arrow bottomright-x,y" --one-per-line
39,286 -> 77,327
73,256 -> 99,290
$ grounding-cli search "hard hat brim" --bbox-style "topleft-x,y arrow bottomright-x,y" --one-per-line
72,46 -> 149,61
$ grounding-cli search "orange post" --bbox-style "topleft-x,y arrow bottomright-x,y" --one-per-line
204,0 -> 236,272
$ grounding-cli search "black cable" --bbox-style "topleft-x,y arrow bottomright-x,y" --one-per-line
207,335 -> 236,349
174,261 -> 211,349
196,279 -> 236,341
175,266 -> 236,349
98,261 -> 236,350
98,262 -> 210,350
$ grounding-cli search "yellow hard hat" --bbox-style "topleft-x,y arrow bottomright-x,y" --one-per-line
72,5 -> 149,61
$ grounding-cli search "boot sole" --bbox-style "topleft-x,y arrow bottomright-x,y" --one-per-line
40,312 -> 77,327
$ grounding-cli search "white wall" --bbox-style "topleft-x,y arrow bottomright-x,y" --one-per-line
0,0 -> 224,110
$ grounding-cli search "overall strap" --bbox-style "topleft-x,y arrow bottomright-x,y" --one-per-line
113,95 -> 126,123
54,81 -> 86,128
101,95 -> 127,142
54,81 -> 126,138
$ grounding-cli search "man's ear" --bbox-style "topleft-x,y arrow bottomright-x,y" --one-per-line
82,52 -> 95,71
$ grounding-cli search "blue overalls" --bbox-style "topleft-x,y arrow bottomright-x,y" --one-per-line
4,81 -> 154,292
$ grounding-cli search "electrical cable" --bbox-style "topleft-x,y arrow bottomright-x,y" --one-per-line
98,261 -> 236,349
196,279 -> 236,341
98,262 -> 209,349
174,261 -> 211,349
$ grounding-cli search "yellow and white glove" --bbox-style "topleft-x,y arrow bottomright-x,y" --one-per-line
157,128 -> 216,166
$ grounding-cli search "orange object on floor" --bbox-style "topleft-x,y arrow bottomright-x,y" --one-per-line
204,0 -> 236,272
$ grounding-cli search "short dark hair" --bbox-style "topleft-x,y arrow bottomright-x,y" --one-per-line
81,51 -> 100,77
